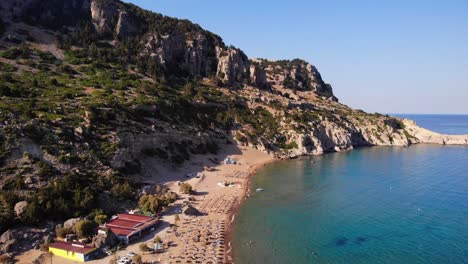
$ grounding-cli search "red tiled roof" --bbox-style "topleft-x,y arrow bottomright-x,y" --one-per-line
101,214 -> 158,238
107,219 -> 143,229
105,226 -> 135,236
117,213 -> 155,222
49,241 -> 96,255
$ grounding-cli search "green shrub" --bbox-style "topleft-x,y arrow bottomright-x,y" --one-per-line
179,183 -> 193,194
73,220 -> 97,238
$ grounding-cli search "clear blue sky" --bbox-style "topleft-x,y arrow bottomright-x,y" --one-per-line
124,0 -> 468,114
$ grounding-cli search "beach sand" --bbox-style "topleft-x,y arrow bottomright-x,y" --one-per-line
19,145 -> 275,264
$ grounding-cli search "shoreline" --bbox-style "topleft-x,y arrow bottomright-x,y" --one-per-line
224,156 -> 278,264
222,139 -> 468,263
16,128 -> 468,263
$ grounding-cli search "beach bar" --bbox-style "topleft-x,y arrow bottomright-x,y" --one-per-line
48,241 -> 97,262
99,213 -> 158,244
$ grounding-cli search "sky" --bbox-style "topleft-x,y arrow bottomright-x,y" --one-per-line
124,0 -> 468,114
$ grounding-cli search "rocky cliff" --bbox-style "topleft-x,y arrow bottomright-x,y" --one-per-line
0,0 -> 336,97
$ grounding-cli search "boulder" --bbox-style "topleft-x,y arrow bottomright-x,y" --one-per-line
1,239 -> 17,253
14,201 -> 28,217
24,176 -> 34,184
183,206 -> 202,216
63,218 -> 81,229
0,230 -> 15,244
92,231 -> 119,249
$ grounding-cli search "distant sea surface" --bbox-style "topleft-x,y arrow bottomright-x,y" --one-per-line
232,115 -> 468,264
393,114 -> 468,135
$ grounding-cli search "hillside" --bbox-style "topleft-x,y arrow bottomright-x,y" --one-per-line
0,0 -> 445,258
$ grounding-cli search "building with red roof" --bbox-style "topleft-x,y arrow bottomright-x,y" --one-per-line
48,241 -> 97,262
99,213 -> 158,244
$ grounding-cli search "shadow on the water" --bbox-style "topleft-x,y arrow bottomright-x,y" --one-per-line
334,236 -> 349,246
330,230 -> 416,248
354,236 -> 369,245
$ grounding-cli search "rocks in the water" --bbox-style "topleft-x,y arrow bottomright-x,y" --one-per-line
14,201 -> 28,217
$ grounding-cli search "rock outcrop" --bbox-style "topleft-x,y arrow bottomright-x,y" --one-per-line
63,218 -> 81,229
142,31 -> 221,77
14,201 -> 28,217
91,0 -> 139,38
257,59 -> 337,100
249,62 -> 269,89
216,47 -> 250,87
403,119 -> 468,145
0,0 -> 338,98
0,228 -> 51,255
92,231 -> 119,249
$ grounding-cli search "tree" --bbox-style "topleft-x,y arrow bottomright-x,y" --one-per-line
139,194 -> 159,214
111,182 -> 133,200
94,214 -> 109,225
56,227 -> 74,238
153,236 -> 162,244
74,220 -> 96,238
179,183 -> 193,194
138,242 -> 148,252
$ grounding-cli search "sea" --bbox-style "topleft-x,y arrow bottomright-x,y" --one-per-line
231,115 -> 468,264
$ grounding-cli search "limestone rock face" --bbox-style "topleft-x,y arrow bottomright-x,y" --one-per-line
249,63 -> 269,89
115,11 -> 139,38
256,59 -> 337,100
14,201 -> 28,217
216,47 -> 250,87
91,0 -> 118,35
142,31 -> 220,77
90,0 -> 139,38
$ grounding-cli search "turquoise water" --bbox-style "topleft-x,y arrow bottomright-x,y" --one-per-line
393,114 -> 468,135
232,119 -> 468,263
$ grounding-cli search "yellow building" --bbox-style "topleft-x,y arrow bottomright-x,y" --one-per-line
49,241 -> 97,262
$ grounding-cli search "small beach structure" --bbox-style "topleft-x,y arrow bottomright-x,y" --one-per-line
224,157 -> 237,165
48,241 -> 97,262
98,214 -> 158,244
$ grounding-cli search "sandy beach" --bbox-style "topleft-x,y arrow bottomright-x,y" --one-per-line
17,145 -> 275,264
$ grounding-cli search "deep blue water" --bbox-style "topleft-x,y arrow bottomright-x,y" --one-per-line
232,116 -> 468,264
393,114 -> 468,135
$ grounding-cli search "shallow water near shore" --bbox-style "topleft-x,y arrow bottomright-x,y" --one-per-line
232,145 -> 468,263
